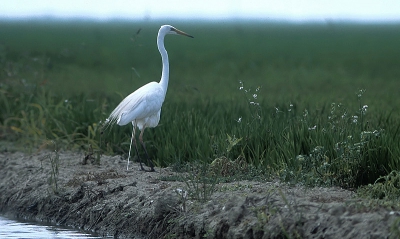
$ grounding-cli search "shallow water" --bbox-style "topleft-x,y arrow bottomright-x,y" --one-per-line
0,215 -> 101,239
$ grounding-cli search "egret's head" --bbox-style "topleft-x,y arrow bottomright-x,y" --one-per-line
159,25 -> 194,38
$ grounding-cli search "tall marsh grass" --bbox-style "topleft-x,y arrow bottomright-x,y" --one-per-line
0,20 -> 399,189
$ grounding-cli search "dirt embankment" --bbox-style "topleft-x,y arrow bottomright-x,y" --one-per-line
0,151 -> 398,238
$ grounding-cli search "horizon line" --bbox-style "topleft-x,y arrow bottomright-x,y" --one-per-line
1,15 -> 400,24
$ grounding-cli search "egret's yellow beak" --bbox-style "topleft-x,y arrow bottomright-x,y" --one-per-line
173,28 -> 194,38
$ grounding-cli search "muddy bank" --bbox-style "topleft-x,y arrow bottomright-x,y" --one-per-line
0,151 -> 398,238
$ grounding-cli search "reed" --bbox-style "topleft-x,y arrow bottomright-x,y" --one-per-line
1,20 -> 399,190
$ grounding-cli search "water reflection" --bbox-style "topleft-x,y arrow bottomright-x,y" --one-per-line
0,216 -> 100,239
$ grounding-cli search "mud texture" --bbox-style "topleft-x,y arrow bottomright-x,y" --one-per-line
0,151 -> 399,238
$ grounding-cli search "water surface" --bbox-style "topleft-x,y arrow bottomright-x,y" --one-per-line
0,215 -> 101,239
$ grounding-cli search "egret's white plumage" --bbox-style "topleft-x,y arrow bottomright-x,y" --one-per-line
107,82 -> 164,129
105,25 -> 193,171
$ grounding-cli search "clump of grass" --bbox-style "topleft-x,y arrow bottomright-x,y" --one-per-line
279,89 -> 393,188
358,171 -> 400,200
390,217 -> 400,239
208,133 -> 247,177
178,163 -> 219,202
39,140 -> 60,194
83,143 -> 101,165
1,83 -> 107,152
210,155 -> 247,177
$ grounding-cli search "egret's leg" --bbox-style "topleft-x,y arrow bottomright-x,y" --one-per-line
139,127 -> 155,172
127,123 -> 135,170
131,121 -> 146,171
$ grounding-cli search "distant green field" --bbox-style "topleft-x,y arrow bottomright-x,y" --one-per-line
1,20 -> 399,102
1,19 -> 399,189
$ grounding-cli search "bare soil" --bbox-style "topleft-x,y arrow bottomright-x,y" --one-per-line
0,150 -> 398,238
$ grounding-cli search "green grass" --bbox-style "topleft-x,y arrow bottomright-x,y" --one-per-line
1,19 -> 400,190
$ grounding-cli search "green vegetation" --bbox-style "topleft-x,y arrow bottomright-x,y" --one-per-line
1,19 -> 399,190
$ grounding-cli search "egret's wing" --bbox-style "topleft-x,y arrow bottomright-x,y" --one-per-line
106,82 -> 165,126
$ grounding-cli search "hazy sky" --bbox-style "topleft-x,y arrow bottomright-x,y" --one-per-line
1,0 -> 400,22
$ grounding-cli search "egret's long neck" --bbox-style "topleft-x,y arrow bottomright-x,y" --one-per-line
157,33 -> 169,96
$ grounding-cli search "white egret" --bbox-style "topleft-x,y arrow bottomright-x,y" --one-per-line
105,25 -> 193,172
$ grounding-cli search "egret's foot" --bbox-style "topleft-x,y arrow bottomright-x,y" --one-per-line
142,157 -> 155,172
139,165 -> 155,172
137,160 -> 154,172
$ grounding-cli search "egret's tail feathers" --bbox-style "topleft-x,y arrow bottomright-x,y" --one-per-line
100,117 -> 116,134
